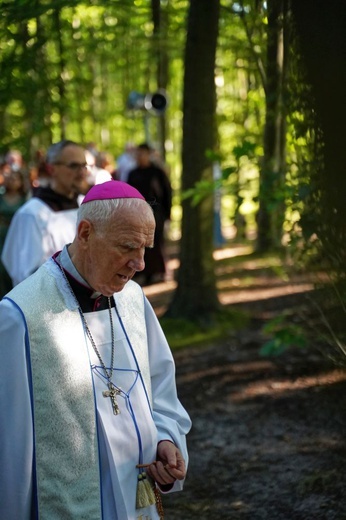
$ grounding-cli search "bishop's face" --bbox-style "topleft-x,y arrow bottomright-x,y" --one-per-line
77,204 -> 155,296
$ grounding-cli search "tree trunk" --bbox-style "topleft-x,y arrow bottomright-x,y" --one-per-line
166,0 -> 220,322
290,0 -> 346,262
257,0 -> 288,251
151,0 -> 169,160
52,8 -> 67,140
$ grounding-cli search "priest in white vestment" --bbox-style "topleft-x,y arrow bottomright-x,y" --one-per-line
1,139 -> 91,286
0,180 -> 191,520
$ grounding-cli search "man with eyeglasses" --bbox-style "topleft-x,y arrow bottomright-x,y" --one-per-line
1,140 -> 90,287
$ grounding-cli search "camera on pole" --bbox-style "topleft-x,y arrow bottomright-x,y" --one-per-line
127,90 -> 168,115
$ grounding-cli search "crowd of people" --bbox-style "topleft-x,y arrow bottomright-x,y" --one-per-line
0,142 -> 189,519
0,140 -> 173,298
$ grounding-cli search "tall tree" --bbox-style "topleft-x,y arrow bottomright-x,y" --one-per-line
52,7 -> 67,140
290,0 -> 346,269
151,0 -> 169,160
167,0 -> 221,322
256,0 -> 289,251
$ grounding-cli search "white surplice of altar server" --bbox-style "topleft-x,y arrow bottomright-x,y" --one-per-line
0,179 -> 191,520
1,139 -> 91,287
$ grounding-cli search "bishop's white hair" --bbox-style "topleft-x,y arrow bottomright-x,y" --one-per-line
77,197 -> 153,235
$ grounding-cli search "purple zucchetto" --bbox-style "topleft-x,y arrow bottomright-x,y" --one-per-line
82,180 -> 145,204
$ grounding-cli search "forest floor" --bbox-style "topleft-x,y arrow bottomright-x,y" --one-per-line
143,239 -> 346,520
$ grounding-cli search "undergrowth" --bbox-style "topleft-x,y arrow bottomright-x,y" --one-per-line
159,307 -> 249,350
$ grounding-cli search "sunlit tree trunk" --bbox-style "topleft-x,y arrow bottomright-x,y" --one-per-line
166,0 -> 220,322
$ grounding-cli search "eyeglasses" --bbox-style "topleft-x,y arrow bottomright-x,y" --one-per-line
54,162 -> 88,171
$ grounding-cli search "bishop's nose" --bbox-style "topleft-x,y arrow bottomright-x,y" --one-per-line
127,250 -> 146,272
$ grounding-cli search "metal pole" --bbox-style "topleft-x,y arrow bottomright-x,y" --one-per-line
143,114 -> 150,143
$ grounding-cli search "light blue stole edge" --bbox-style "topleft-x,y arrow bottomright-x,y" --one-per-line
7,259 -> 152,519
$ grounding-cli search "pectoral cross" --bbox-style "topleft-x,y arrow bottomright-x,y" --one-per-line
102,383 -> 121,415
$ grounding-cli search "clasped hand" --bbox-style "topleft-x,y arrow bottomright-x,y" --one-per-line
146,440 -> 186,487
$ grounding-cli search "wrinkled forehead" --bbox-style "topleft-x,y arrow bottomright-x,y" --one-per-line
101,205 -> 155,248
116,200 -> 155,228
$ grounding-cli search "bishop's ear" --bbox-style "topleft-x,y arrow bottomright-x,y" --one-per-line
77,219 -> 93,245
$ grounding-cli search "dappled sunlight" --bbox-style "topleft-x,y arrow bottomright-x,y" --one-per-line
216,257 -> 285,274
177,359 -> 274,385
215,262 -> 285,277
143,279 -> 176,297
232,257 -> 286,269
231,369 -> 346,403
166,257 -> 179,272
218,281 -> 315,305
217,276 -> 308,290
143,242 -> 318,318
213,245 -> 253,261
144,277 -> 313,314
143,280 -> 176,317
176,345 -> 346,413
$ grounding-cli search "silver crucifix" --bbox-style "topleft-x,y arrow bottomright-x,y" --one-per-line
102,383 -> 121,415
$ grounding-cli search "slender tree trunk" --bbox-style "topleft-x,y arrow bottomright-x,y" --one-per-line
166,0 -> 220,322
18,21 -> 34,161
52,8 -> 67,140
256,0 -> 288,251
151,0 -> 169,160
32,13 -> 53,153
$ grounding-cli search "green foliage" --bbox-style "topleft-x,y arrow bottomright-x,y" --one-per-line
182,178 -> 221,207
1,0 -> 337,294
260,313 -> 307,357
0,0 -> 267,219
0,0 -> 188,159
182,140 -> 259,217
304,282 -> 346,362
282,16 -> 346,285
232,140 -> 256,161
160,308 -> 249,350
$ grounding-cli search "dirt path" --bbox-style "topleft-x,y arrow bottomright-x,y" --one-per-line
144,246 -> 346,520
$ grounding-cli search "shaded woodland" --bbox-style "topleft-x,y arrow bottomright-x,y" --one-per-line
1,3 -> 346,517
1,0 -> 346,350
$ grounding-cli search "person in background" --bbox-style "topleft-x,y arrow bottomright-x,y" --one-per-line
0,169 -> 27,298
1,140 -> 89,286
96,150 -> 116,175
0,180 -> 191,519
4,149 -> 24,174
115,142 -> 137,182
30,149 -> 51,192
85,141 -> 99,158
85,149 -> 112,186
127,143 -> 172,285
